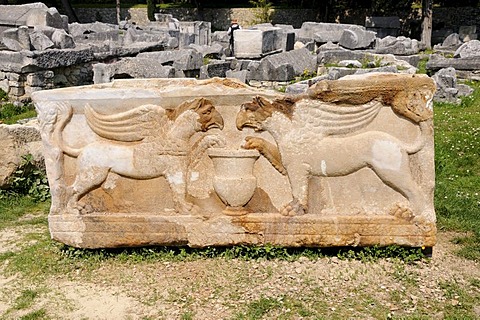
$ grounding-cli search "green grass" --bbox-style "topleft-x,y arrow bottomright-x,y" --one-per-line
0,102 -> 37,125
434,81 -> 480,260
0,195 -> 49,229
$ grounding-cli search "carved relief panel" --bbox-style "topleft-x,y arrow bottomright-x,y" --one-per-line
33,75 -> 436,249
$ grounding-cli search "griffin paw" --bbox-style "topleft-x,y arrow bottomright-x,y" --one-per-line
280,199 -> 307,216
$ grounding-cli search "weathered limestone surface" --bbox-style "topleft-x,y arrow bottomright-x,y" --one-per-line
32,74 -> 436,249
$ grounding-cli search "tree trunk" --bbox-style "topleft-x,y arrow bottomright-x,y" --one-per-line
116,0 -> 121,24
421,0 -> 433,50
60,0 -> 79,23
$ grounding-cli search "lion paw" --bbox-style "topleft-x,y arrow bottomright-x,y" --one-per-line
243,136 -> 265,152
175,201 -> 200,215
280,199 -> 307,216
389,204 -> 414,221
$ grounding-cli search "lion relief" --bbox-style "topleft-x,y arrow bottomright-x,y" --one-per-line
54,97 -> 225,214
236,95 -> 435,222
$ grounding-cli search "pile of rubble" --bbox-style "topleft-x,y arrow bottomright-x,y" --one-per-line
1,3 -> 479,103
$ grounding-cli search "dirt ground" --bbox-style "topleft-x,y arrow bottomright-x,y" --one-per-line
0,219 -> 479,320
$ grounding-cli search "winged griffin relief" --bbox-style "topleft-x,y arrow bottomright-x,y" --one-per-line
236,74 -> 436,222
51,97 -> 225,214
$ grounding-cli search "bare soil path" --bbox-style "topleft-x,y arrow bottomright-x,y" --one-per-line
0,219 -> 479,320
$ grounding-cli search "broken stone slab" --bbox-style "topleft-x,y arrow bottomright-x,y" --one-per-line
432,67 -> 473,104
90,42 -> 172,61
50,28 -> 75,49
29,30 -> 55,51
0,122 -> 43,188
339,28 -> 376,50
137,49 -> 203,71
338,60 -> 363,68
249,47 -> 317,81
298,21 -> 375,49
454,40 -> 480,58
32,75 -> 436,249
68,22 -> 119,39
0,48 -> 95,73
317,49 -> 416,74
225,69 -> 248,83
0,3 -> 66,34
426,54 -> 480,73
2,26 -> 31,51
200,60 -> 232,79
123,28 -> 174,47
189,43 -> 225,59
179,21 -> 211,46
92,58 -> 176,84
374,36 -> 420,55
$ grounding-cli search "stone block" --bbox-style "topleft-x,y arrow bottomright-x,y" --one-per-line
200,60 -> 232,78
375,36 -> 420,55
0,3 -> 64,29
137,49 -> 203,71
2,26 -> 31,51
92,58 -> 176,84
32,74 -> 437,249
234,29 -> 282,59
339,28 -> 376,50
454,40 -> 480,58
298,22 -> 373,47
225,69 -> 248,83
179,21 -> 211,46
29,30 -> 55,51
249,47 -> 317,81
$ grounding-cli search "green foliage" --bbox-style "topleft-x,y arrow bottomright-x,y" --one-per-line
1,154 -> 50,202
0,195 -> 49,230
0,88 -> 8,102
235,296 -> 282,319
14,289 -> 40,310
0,102 -> 36,124
434,81 -> 480,261
336,245 -> 426,263
249,0 -> 273,24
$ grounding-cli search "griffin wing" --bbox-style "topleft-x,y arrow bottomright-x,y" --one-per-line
84,103 -> 169,142
293,100 -> 383,137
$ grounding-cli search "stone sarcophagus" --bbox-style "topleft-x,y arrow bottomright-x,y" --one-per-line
32,74 -> 437,249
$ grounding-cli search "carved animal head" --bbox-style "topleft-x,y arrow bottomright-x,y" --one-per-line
236,96 -> 295,131
170,98 -> 224,132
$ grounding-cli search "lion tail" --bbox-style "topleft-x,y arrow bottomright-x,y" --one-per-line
53,102 -> 82,157
404,121 -> 429,154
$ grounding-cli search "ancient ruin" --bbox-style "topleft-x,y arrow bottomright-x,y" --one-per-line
32,73 -> 437,249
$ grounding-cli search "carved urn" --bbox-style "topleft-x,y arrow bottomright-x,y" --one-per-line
207,148 -> 260,215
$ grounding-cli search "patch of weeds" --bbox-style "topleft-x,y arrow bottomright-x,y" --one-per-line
0,102 -> 37,124
180,311 -> 195,320
1,154 -> 50,202
416,57 -> 429,74
14,289 -> 41,310
0,194 -> 49,230
235,296 -> 282,319
291,69 -> 317,84
0,88 -> 8,101
19,309 -> 47,320
336,245 -> 426,263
